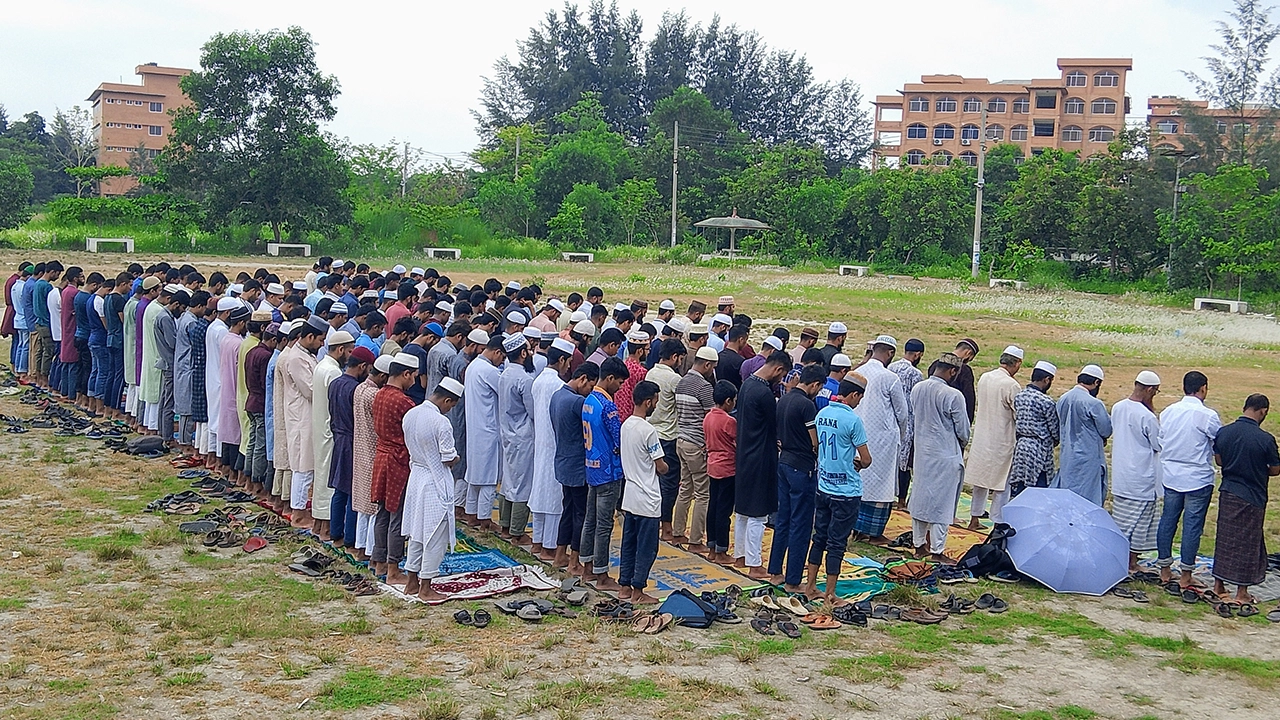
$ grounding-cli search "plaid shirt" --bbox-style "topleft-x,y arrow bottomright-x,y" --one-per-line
370,384 -> 416,512
187,316 -> 211,423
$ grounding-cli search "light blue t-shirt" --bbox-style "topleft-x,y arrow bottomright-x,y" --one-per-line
815,401 -> 868,498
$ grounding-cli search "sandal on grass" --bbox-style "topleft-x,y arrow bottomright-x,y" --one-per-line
1237,603 -> 1259,618
471,609 -> 491,628
645,613 -> 675,635
1214,602 -> 1234,618
809,615 -> 842,630
750,618 -> 774,635
988,598 -> 1008,613
777,620 -> 802,639
454,610 -> 474,626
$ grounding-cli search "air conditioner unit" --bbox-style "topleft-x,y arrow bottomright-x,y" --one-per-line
933,139 -> 944,146
961,138 -> 972,146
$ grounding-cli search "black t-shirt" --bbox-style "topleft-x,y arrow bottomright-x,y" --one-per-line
1214,416 -> 1280,507
400,342 -> 430,404
717,348 -> 745,388
776,387 -> 818,471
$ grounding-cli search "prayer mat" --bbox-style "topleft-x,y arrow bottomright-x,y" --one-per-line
817,557 -> 897,601
1136,554 -> 1280,603
882,509 -> 988,561
378,564 -> 559,606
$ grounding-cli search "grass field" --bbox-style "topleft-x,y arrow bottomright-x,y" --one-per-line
1,250 -> 1279,719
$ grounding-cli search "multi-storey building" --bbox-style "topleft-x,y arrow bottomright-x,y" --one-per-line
1146,96 -> 1276,152
87,63 -> 191,195
872,58 -> 1133,168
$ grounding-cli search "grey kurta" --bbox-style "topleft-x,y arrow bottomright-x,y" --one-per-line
426,339 -> 457,398
173,311 -> 197,416
529,368 -> 566,515
464,355 -> 502,487
907,376 -> 971,524
888,358 -> 924,471
1052,385 -> 1114,506
498,362 -> 536,502
447,349 -> 473,481
154,309 -> 176,371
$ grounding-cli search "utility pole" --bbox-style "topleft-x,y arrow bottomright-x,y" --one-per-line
1166,152 -> 1198,289
401,142 -> 408,199
514,134 -> 521,181
971,109 -> 986,279
670,120 -> 679,248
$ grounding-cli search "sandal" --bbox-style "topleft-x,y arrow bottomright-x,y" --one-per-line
809,615 -> 842,630
1181,589 -> 1201,604
831,606 -> 868,626
988,598 -> 1008,613
645,613 -> 675,635
242,536 -> 268,553
1130,590 -> 1149,603
1238,603 -> 1259,618
471,609 -> 491,628
454,610 -> 474,626
777,620 -> 802,639
778,596 -> 808,615
974,593 -> 997,610
900,608 -> 942,625
750,618 -> 775,636
1214,602 -> 1234,618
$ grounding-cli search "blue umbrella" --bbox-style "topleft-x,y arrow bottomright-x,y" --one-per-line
1003,488 -> 1130,596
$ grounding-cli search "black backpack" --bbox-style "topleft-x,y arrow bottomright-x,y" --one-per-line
957,524 -> 1017,577
657,588 -> 718,629
124,435 -> 166,455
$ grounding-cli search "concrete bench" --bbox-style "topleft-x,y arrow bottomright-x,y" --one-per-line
1194,297 -> 1248,314
989,278 -> 1028,290
838,265 -> 870,277
267,242 -> 311,257
86,237 -> 134,253
561,252 -> 595,263
426,248 -> 461,260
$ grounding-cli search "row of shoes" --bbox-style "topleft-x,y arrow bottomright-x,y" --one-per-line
145,490 -> 209,515
187,475 -> 256,503
495,597 -> 576,622
286,546 -> 381,596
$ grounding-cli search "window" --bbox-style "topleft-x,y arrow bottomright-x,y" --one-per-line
149,102 -> 163,113
906,123 -> 928,139
149,126 -> 163,136
878,131 -> 902,146
908,97 -> 929,112
932,151 -> 952,165
1061,125 -> 1083,142
1091,98 -> 1117,114
986,124 -> 1005,140
959,151 -> 978,166
987,98 -> 1007,113
1033,120 -> 1055,137
1094,71 -> 1119,87
1035,91 -> 1057,109
1010,124 -> 1029,141
105,98 -> 119,104
1088,126 -> 1115,142
933,124 -> 955,139
963,97 -> 982,112
1234,122 -> 1252,132
905,149 -> 925,165
961,124 -> 980,140
936,97 -> 957,113
1155,120 -> 1179,134
879,107 -> 902,122
1064,97 -> 1085,114
1012,97 -> 1030,114
1065,71 -> 1087,87
1215,120 -> 1229,133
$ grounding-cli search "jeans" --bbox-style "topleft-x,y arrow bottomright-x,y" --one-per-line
557,485 -> 589,550
768,462 -> 817,586
330,487 -> 357,546
1156,485 -> 1213,570
107,346 -> 125,410
707,475 -> 735,553
74,337 -> 91,397
49,342 -> 62,392
658,439 -> 681,523
88,343 -> 109,399
808,491 -> 861,576
580,481 -> 621,575
60,344 -> 77,399
246,412 -> 268,483
372,505 -> 404,564
619,512 -> 660,591
897,468 -> 912,502
12,329 -> 28,373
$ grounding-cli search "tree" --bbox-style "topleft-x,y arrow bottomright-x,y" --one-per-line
995,149 -> 1086,253
162,26 -> 351,244
474,178 -> 536,237
65,165 -> 130,198
50,107 -> 97,180
529,95 -> 632,220
1184,0 -> 1279,111
547,200 -> 588,245
0,157 -> 34,230
876,163 -> 975,266
1072,131 -> 1166,278
614,177 -> 662,243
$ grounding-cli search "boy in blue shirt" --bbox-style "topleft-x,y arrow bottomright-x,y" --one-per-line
580,356 -> 628,590
805,374 -> 871,605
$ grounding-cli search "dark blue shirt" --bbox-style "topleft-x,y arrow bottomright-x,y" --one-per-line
104,292 -> 126,349
550,386 -> 587,487
400,342 -> 429,405
73,290 -> 92,340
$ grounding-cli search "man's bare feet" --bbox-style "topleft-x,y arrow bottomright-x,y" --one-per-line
801,583 -> 819,599
568,559 -> 583,576
387,568 -> 407,586
618,586 -> 632,600
404,574 -> 421,595
733,558 -> 746,569
768,574 -> 784,586
747,566 -> 770,580
784,583 -> 802,593
632,591 -> 659,605
418,585 -> 447,603
591,573 -> 621,591
684,543 -> 710,556
930,553 -> 955,565
966,518 -> 983,532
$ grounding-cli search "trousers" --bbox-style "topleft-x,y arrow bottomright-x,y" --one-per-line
107,346 -> 125,410
290,470 -> 313,511
707,475 -> 735,553
404,516 -> 450,579
245,412 -> 268,483
372,505 -> 404,564
734,514 -> 766,567
330,487 -> 357,546
912,519 -> 949,554
672,438 -> 710,544
808,491 -> 861,576
657,438 -> 681,522
88,343 -> 109,398
619,512 -> 660,591
970,486 -> 1010,524
768,462 -> 817,586
580,481 -> 621,575
465,483 -> 497,519
498,495 -> 530,537
557,485 -> 589,550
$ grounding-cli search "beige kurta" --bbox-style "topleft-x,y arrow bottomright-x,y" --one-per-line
272,344 -> 293,472
310,355 -> 342,519
965,367 -> 1020,491
281,343 -> 318,472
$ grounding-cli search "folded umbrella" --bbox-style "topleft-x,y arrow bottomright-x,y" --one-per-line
1002,487 -> 1130,596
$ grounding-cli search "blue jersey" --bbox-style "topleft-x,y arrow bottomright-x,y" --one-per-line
583,389 -> 622,486
815,402 -> 868,498
814,376 -> 840,410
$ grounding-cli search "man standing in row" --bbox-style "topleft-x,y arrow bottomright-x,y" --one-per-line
1156,371 -> 1220,590
1110,371 -> 1162,574
1009,361 -> 1059,496
463,335 -> 505,531
908,353 -> 971,562
1053,365 -> 1112,505
852,336 -> 908,544
1211,393 -> 1280,607
888,338 -> 926,510
966,346 -> 1023,529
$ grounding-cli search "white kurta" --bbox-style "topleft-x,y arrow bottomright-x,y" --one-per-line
528,368 -> 566,515
908,376 -> 972,524
281,344 -> 318,472
853,358 -> 909,503
401,400 -> 459,546
464,355 -> 503,487
965,368 -> 1020,492
499,363 -> 536,502
1110,398 -> 1161,501
311,355 -> 342,519
204,318 -> 229,438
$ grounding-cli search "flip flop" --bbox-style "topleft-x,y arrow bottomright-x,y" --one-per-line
1265,607 -> 1280,623
810,615 -> 842,630
453,610 -> 474,626
777,620 -> 802,639
471,609 -> 492,628
798,612 -> 823,625
516,604 -> 543,622
988,598 -> 1008,614
750,618 -> 775,636
1237,603 -> 1259,618
565,589 -> 588,606
1112,586 -> 1134,598
645,613 -> 675,635
1181,589 -> 1201,604
1130,591 -> 1149,604
241,536 -> 268,553
974,593 -> 997,610
1164,581 -> 1183,597
831,606 -> 868,626
632,614 -> 658,633
1214,602 -> 1234,618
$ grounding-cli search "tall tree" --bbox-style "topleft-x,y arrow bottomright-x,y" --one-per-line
162,27 -> 351,244
50,107 -> 97,178
0,157 -> 34,230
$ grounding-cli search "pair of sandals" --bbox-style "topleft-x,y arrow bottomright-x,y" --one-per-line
749,594 -> 809,616
937,567 -> 978,584
288,548 -> 336,576
592,599 -> 637,621
557,578 -> 589,607
751,613 -> 806,637
202,529 -> 247,548
631,612 -> 675,634
974,592 -> 1009,613
1111,586 -> 1150,603
453,609 -> 492,628
496,598 -> 573,622
1202,591 -> 1259,618
324,570 -> 380,596
940,594 -> 976,614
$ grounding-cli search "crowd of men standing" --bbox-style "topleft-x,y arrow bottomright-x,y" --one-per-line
2,256 -> 1276,607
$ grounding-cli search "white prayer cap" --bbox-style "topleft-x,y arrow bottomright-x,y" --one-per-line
522,326 -> 542,340
278,321 -> 294,335
292,281 -> 308,291
229,283 -> 244,295
502,333 -> 527,353
828,321 -> 848,335
437,376 -> 464,398
830,353 -> 853,368
436,301 -> 453,313
1081,364 -> 1104,380
668,318 -> 689,334
332,259 -> 345,269
711,313 -> 733,327
467,329 -> 489,345
409,267 -> 425,277
1136,370 -> 1162,386
328,330 -> 355,346
507,281 -> 522,291
695,346 -> 719,362
873,334 -> 897,349
627,330 -> 651,344
614,302 -> 628,312
360,290 -> 379,300
392,264 -> 407,274
659,299 -> 676,311
547,298 -> 566,313
392,351 -> 419,369
569,310 -> 587,324
266,282 -> 285,295
1034,360 -> 1057,375
373,355 -> 394,373
688,323 -> 709,335
216,297 -> 239,312
551,338 -> 575,354
717,295 -> 735,305
763,336 -> 783,351
329,302 -> 348,314
163,283 -> 182,294
506,311 -> 526,325
570,320 -> 594,337
1002,345 -> 1025,360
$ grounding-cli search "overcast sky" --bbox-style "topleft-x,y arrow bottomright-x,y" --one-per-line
1,0 -> 1245,156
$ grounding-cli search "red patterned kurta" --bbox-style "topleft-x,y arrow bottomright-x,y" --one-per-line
351,378 -> 380,515
615,357 -> 648,422
370,384 -> 415,512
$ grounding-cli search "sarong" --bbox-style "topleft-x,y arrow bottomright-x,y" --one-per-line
1211,490 -> 1267,586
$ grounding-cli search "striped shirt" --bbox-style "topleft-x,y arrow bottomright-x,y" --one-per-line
674,369 -> 715,446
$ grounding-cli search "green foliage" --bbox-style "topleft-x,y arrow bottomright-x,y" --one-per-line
547,200 -> 588,246
64,165 -> 129,198
0,157 -> 34,230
